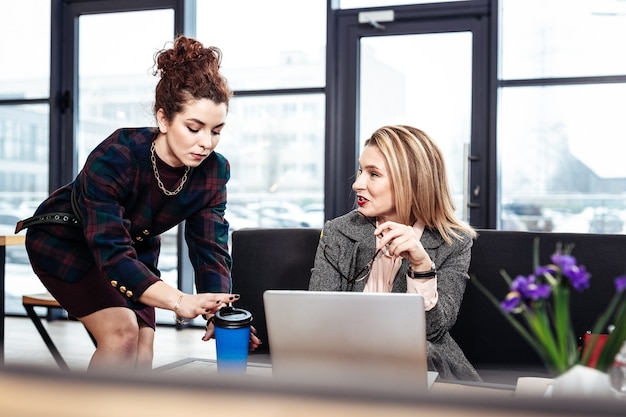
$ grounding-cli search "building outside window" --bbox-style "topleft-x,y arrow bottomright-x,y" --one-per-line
498,0 -> 626,233
194,0 -> 327,232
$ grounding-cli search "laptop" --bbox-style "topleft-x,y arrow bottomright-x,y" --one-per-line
263,290 -> 436,396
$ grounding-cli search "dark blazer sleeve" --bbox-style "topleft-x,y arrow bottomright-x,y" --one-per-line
421,231 -> 473,342
184,153 -> 232,294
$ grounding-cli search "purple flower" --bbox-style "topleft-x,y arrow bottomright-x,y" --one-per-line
550,252 -> 591,291
490,242 -> 626,372
563,264 -> 591,291
551,253 -> 576,270
510,275 -> 528,292
501,291 -> 521,312
511,275 -> 552,301
536,265 -> 557,276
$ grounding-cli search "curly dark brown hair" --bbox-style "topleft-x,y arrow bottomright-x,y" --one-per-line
152,35 -> 233,123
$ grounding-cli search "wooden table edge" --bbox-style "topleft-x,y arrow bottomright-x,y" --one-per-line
0,235 -> 26,246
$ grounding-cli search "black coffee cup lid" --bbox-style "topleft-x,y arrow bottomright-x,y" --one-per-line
213,305 -> 253,328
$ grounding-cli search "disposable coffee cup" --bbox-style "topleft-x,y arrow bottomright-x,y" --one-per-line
213,305 -> 253,375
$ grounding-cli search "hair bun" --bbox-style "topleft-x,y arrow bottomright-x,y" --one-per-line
152,35 -> 232,122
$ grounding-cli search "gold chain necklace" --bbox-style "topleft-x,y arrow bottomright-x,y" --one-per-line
150,142 -> 190,196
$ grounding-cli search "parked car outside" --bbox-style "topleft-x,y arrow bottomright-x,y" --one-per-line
247,201 -> 311,228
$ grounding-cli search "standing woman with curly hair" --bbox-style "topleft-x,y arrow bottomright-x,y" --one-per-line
17,36 -> 260,371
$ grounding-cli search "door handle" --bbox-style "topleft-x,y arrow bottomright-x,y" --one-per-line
463,144 -> 479,221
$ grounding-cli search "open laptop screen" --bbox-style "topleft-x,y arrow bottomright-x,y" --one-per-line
263,290 -> 431,396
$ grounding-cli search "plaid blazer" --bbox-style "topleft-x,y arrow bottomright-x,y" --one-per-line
25,127 -> 232,303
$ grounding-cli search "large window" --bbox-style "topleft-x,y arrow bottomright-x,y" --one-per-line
76,10 -> 174,167
498,0 -> 626,233
0,0 -> 51,314
195,0 -> 327,231
4,0 -> 626,322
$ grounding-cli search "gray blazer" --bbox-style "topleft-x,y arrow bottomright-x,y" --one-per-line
309,210 -> 481,381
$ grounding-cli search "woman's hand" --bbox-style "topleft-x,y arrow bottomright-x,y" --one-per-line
375,220 -> 432,270
201,318 -> 263,351
138,282 -> 238,319
174,292 -> 239,320
248,326 -> 262,351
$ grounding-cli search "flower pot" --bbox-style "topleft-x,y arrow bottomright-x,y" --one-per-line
550,365 -> 614,398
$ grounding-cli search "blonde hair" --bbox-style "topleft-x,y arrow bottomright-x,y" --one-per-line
364,125 -> 476,244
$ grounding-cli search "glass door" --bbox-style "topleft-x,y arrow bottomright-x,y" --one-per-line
359,32 -> 473,218
329,6 -> 491,227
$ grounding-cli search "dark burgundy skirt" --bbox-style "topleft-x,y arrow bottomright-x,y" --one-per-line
34,264 -> 156,329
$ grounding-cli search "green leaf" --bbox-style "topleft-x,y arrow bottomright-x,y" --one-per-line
524,303 -> 566,372
552,284 -> 577,368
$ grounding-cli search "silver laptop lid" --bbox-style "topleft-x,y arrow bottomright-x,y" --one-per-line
263,290 -> 429,396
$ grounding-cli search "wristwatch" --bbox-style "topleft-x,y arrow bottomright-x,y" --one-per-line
407,262 -> 437,279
